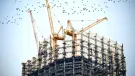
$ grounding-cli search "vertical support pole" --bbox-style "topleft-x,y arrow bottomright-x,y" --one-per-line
114,41 -> 119,76
54,41 -> 59,76
43,40 -> 48,67
63,34 -> 66,59
50,36 -> 52,63
111,48 -> 114,76
54,37 -> 58,61
72,56 -> 75,76
42,40 -> 48,75
107,39 -> 110,76
54,57 -> 57,76
101,36 -> 105,76
54,54 -> 57,76
43,49 -> 47,67
32,57 -> 37,72
54,47 -> 58,60
87,31 -> 92,76
80,31 -> 84,75
121,44 -> 126,76
38,43 -> 42,70
94,33 -> 98,76
107,39 -> 113,76
63,32 -> 66,76
49,35 -> 52,76
72,30 -> 75,76
74,36 -> 78,56
53,39 -> 57,60
104,38 -> 107,76
72,30 -> 75,57
27,60 -> 32,76
22,63 -> 26,76
80,31 -> 84,57
91,41 -> 93,76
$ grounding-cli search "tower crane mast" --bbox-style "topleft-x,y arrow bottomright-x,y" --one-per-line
28,10 -> 39,51
46,0 -> 54,36
45,0 -> 64,59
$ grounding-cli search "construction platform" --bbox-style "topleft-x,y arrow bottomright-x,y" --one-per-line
22,32 -> 126,76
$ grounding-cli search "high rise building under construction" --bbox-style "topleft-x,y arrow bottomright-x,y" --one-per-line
22,0 -> 126,76
22,32 -> 126,76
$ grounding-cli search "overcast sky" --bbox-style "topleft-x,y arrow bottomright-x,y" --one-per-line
0,0 -> 135,76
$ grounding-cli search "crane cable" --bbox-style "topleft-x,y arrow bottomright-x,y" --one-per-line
51,11 -> 63,26
51,9 -> 64,35
49,3 -> 63,27
34,21 -> 44,39
70,20 -> 96,22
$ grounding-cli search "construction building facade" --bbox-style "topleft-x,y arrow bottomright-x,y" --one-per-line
22,32 -> 126,76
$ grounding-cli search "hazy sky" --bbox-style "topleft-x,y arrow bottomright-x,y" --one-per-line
0,0 -> 135,76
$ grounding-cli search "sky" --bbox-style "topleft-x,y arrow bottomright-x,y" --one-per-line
0,0 -> 135,76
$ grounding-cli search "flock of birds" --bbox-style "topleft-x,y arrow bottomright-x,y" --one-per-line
0,0 -> 131,25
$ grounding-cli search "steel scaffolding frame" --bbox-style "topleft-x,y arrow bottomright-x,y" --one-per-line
22,31 -> 126,76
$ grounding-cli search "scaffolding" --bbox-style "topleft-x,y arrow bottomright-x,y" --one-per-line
22,31 -> 126,76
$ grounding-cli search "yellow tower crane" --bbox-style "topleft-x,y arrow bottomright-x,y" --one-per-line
65,17 -> 108,56
45,0 -> 64,58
